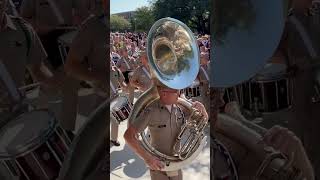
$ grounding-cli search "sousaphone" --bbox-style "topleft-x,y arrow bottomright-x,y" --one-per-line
128,17 -> 208,171
210,0 -> 311,179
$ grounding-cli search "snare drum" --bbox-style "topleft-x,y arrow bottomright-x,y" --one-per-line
183,80 -> 201,99
57,31 -> 78,64
242,63 -> 292,112
110,96 -> 132,124
0,110 -> 71,180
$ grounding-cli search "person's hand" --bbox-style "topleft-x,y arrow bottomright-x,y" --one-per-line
144,155 -> 165,171
192,101 -> 208,121
262,125 -> 315,180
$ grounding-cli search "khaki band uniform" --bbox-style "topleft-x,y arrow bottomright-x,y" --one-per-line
110,68 -> 124,142
130,100 -> 188,180
0,14 -> 47,124
61,14 -> 107,132
116,58 -> 135,104
0,15 -> 47,180
285,8 -> 320,178
58,14 -> 108,180
191,65 -> 210,112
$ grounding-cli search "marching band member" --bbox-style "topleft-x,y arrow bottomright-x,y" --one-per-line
125,82 -> 208,180
60,1 -> 107,138
270,0 -> 320,177
0,0 -> 62,178
58,0 -> 108,179
115,56 -> 135,104
110,62 -> 127,146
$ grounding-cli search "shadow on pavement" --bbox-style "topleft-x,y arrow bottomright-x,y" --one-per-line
110,145 -> 148,178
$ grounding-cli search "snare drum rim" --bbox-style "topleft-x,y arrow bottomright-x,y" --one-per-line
252,76 -> 288,83
0,109 -> 58,159
110,95 -> 131,123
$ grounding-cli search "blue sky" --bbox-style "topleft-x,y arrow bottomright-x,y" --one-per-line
111,0 -> 151,14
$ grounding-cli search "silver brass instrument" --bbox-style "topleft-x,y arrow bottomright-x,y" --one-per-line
210,0 -> 309,179
215,102 -> 305,180
128,17 -> 208,171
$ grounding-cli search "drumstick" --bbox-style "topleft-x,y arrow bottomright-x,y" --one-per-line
19,82 -> 41,90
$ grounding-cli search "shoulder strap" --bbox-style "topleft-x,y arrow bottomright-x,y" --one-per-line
15,18 -> 32,57
0,60 -> 21,103
288,14 -> 318,58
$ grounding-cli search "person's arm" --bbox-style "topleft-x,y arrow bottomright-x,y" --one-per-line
117,69 -> 128,89
124,108 -> 164,170
124,126 -> 164,170
25,23 -> 62,89
64,53 -> 106,84
129,69 -> 142,89
64,18 -> 106,85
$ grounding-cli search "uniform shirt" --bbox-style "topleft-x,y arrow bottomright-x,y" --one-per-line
286,6 -> 320,176
60,14 -> 107,131
20,0 -> 75,32
130,65 -> 152,91
110,68 -> 125,98
69,14 -> 108,91
130,100 -> 188,155
116,58 -> 131,71
192,64 -> 210,111
0,14 -> 47,108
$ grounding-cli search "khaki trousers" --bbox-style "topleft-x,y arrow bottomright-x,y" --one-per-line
150,170 -> 183,180
110,115 -> 119,141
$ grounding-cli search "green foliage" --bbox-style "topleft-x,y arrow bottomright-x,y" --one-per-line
151,0 -> 210,34
131,6 -> 155,32
110,15 -> 131,32
212,0 -> 256,45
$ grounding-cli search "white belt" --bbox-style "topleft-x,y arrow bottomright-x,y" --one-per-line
142,67 -> 151,79
200,66 -> 209,81
47,0 -> 65,25
289,15 -> 318,58
110,81 -> 117,94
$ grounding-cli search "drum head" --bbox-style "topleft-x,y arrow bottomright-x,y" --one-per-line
110,96 -> 129,110
189,79 -> 200,88
58,31 -> 78,46
0,110 -> 56,158
254,63 -> 287,81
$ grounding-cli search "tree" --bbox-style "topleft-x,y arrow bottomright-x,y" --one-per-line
212,0 -> 256,45
151,0 -> 210,34
132,6 -> 155,32
110,15 -> 131,32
